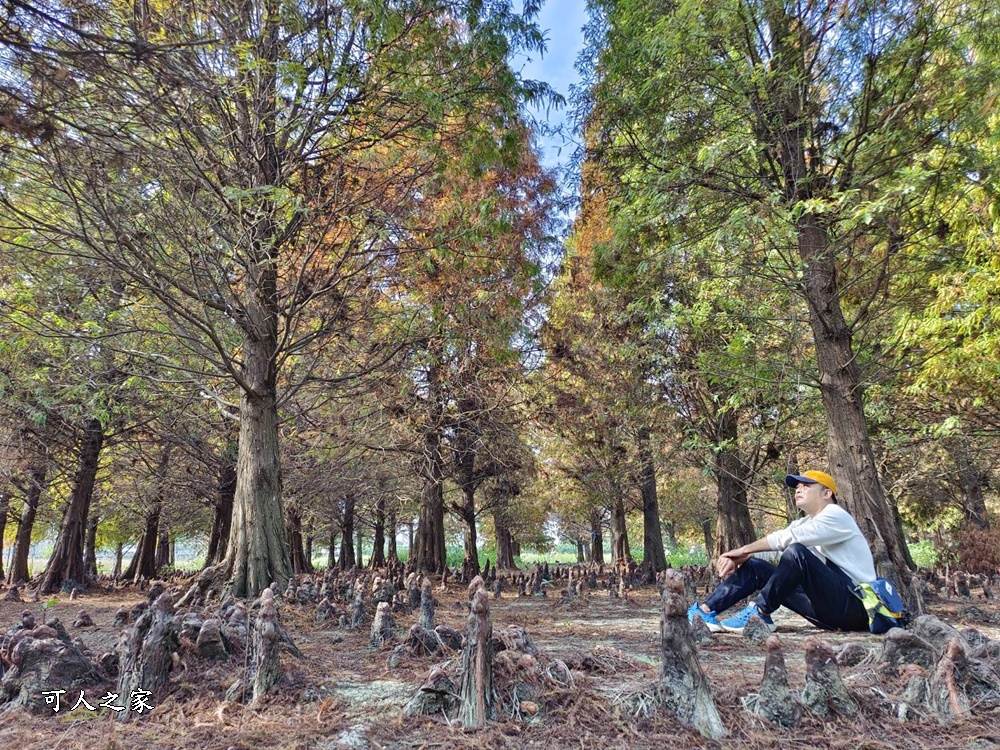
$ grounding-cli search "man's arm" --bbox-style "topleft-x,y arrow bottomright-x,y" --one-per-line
717,537 -> 773,578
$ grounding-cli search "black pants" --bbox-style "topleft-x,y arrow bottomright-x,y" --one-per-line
704,543 -> 869,631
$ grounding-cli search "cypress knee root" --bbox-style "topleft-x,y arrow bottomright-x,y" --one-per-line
658,570 -> 726,740
754,636 -> 801,727
800,637 -> 857,717
457,576 -> 494,728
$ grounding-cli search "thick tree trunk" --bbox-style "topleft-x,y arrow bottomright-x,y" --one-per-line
8,462 -> 46,585
712,412 -> 755,559
155,525 -> 170,573
638,427 -> 667,571
799,220 -> 912,584
205,454 -> 236,567
415,361 -> 447,573
340,494 -> 356,569
370,495 -> 386,568
610,498 -> 629,563
493,495 -> 517,569
113,542 -> 123,579
415,435 -> 446,573
40,418 -> 104,593
224,381 -> 291,598
355,527 -> 363,568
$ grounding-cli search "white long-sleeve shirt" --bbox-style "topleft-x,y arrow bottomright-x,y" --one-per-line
764,503 -> 877,585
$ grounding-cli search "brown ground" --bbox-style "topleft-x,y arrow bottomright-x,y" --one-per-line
1,580 -> 998,750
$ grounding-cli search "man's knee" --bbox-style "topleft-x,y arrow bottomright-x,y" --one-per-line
780,543 -> 812,565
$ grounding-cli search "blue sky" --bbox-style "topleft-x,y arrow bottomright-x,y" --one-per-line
513,0 -> 589,172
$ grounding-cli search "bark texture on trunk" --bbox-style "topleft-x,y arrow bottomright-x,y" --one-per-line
225,385 -> 290,598
205,455 -> 236,567
712,412 -> 755,559
287,503 -> 309,574
0,492 -> 8,581
8,462 -> 46,585
340,494 -> 356,569
41,418 -> 104,593
370,495 -> 386,568
610,498 -> 629,563
415,360 -> 446,573
638,427 -> 667,571
84,506 -> 99,578
590,511 -> 605,564
492,488 -> 517,569
946,437 -> 990,530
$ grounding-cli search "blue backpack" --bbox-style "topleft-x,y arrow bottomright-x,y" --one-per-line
853,577 -> 910,634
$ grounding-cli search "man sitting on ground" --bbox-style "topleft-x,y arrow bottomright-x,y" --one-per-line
688,470 -> 875,634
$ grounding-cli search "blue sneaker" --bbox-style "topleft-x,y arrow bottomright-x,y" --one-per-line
687,601 -> 722,633
719,602 -> 776,634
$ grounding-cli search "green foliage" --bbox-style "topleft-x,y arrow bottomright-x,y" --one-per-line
666,545 -> 708,568
907,539 -> 940,570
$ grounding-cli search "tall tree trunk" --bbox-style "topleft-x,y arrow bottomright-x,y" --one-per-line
415,361 -> 446,573
460,489 -> 480,575
287,502 -> 308,574
762,3 -> 912,586
712,412 -> 755,559
224,382 -> 290,597
8,462 -> 47,585
590,511 -> 605,564
700,518 -> 714,561
355,527 -> 363,569
0,491 -> 8,581
327,527 -> 337,569
205,453 -> 236,567
113,542 -> 123,579
946,437 -> 990,530
638,426 -> 667,571
610,498 -> 629,563
370,495 -> 386,569
492,487 -> 517,569
339,494 -> 356,569
387,504 -> 398,564
84,504 -> 99,578
155,525 -> 170,572
576,538 -> 586,563
799,222 -> 912,583
123,509 -> 160,582
40,418 -> 104,593
663,520 -> 678,549
125,444 -> 171,582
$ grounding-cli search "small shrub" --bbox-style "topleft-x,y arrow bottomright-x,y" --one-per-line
908,539 -> 939,569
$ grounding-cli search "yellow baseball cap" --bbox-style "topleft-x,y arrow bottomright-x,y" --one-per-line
784,470 -> 838,497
